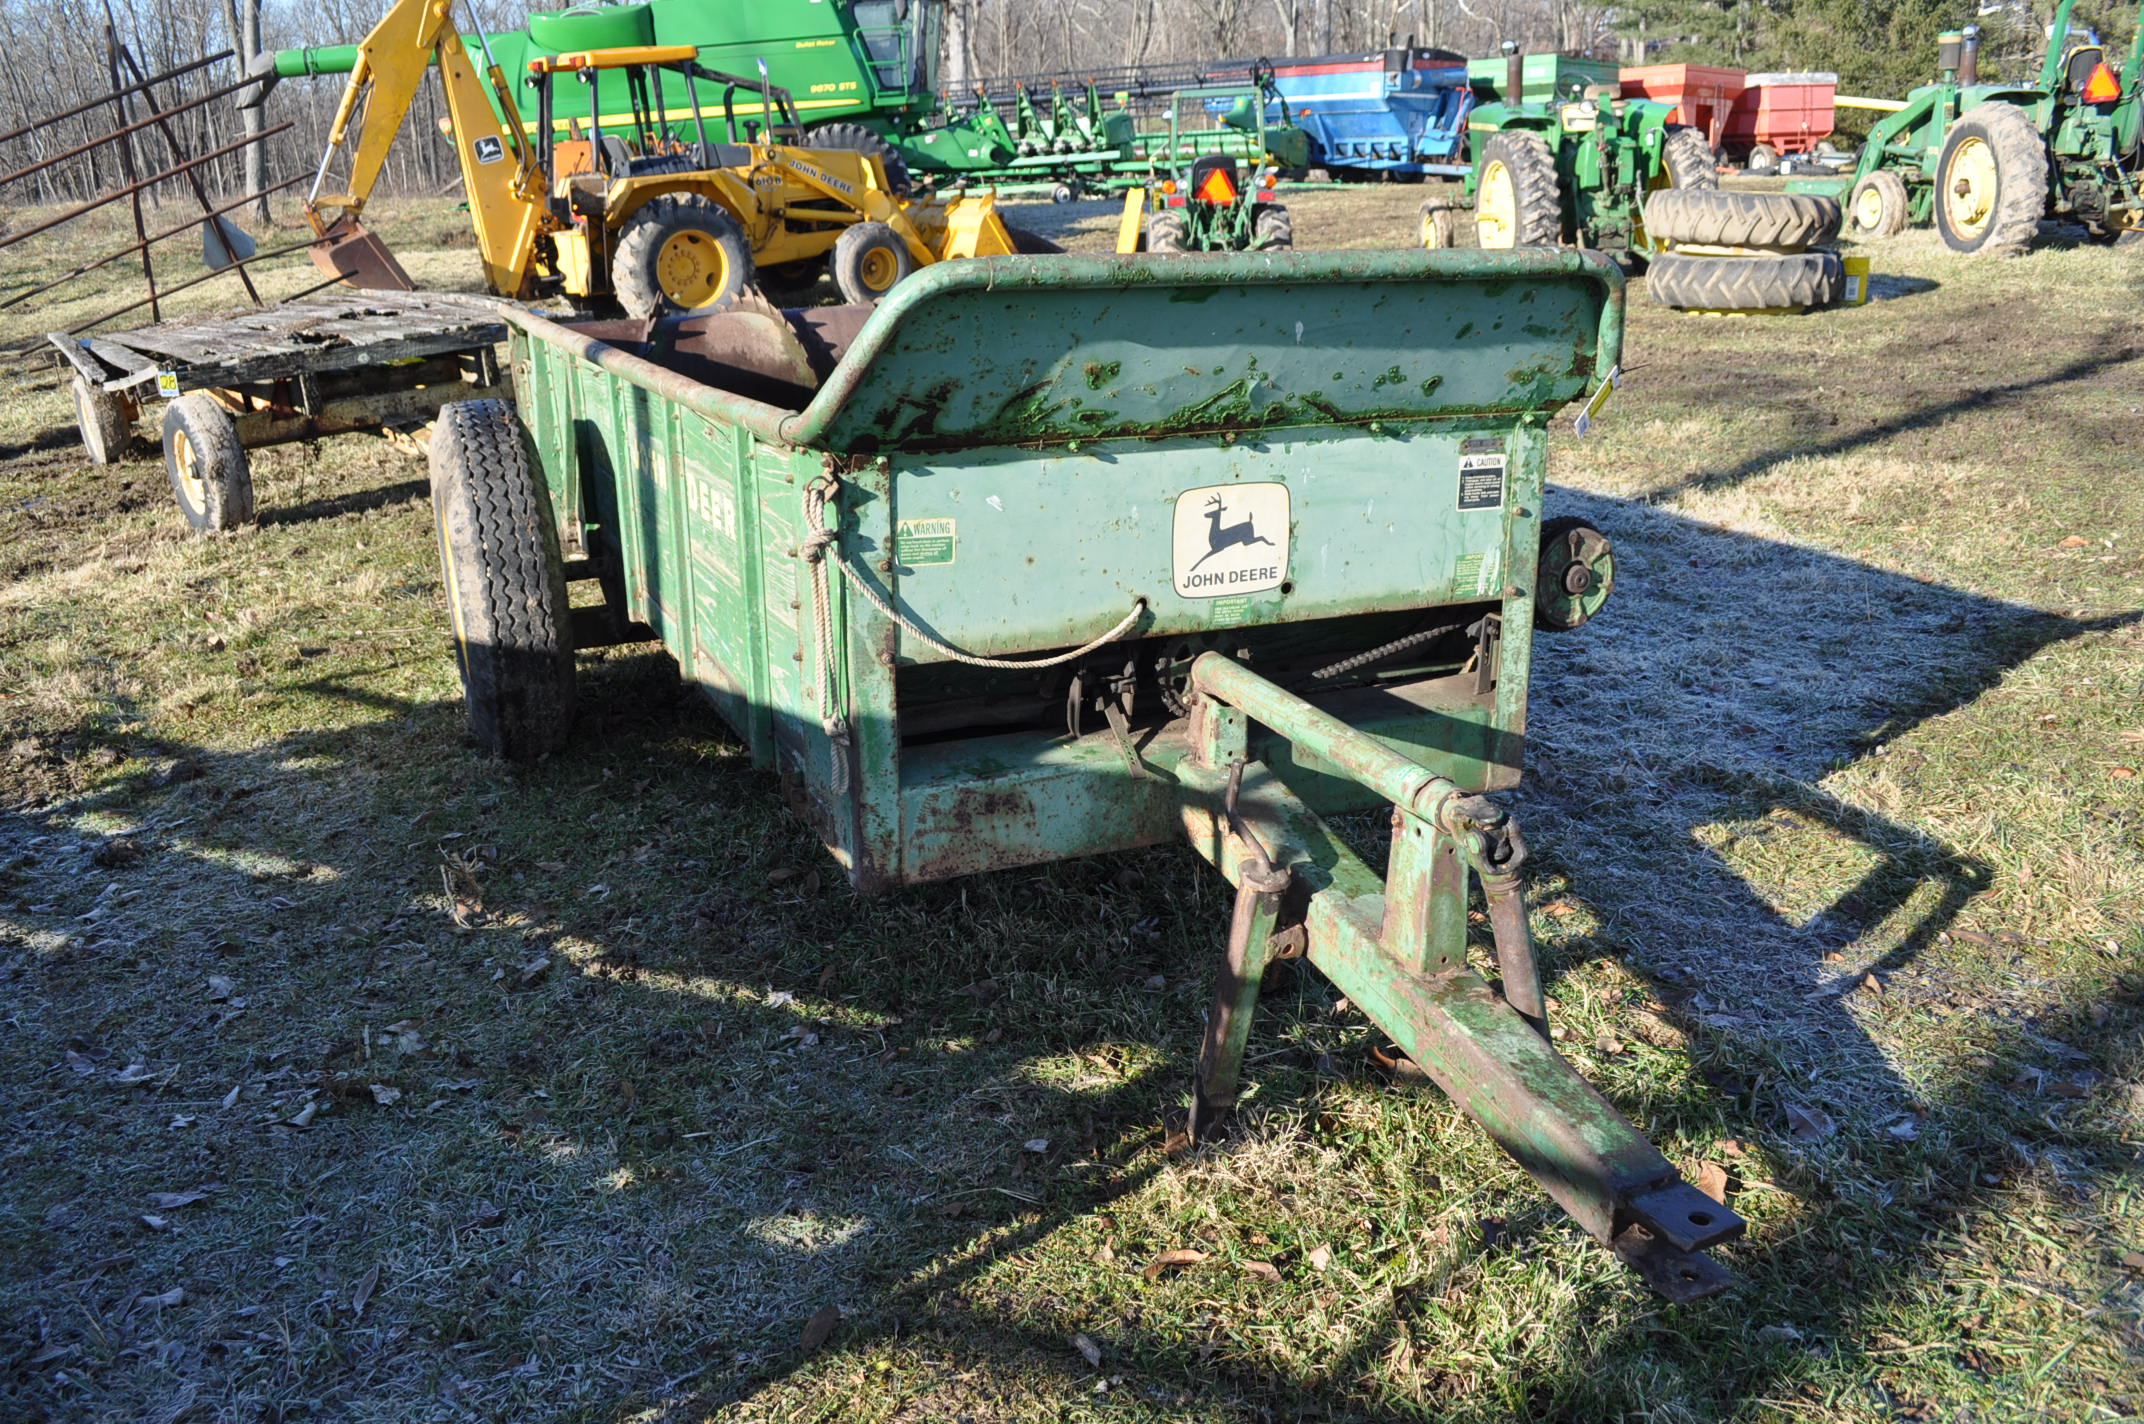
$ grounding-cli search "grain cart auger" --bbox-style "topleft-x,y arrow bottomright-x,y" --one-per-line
432,250 -> 1746,1301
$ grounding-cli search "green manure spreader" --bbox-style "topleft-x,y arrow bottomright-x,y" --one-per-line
430,250 -> 1745,1299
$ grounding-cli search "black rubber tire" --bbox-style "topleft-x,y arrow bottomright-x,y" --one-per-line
161,394 -> 253,532
830,220 -> 918,304
1745,142 -> 1779,174
1418,200 -> 1456,249
1643,189 -> 1842,250
611,196 -> 755,319
427,399 -> 575,763
1933,102 -> 2049,257
1146,209 -> 1187,254
1646,251 -> 1845,310
804,122 -> 912,195
73,376 -> 131,465
1848,169 -> 1911,239
1004,226 -> 1065,254
1661,125 -> 1720,190
1251,203 -> 1292,250
1475,130 -> 1562,247
1050,182 -> 1078,204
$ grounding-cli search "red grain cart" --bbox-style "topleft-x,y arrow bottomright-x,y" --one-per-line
1724,72 -> 1838,165
1619,63 -> 1746,151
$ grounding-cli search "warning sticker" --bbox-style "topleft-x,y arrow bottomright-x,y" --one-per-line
1172,482 -> 1290,600
1457,453 -> 1506,511
894,516 -> 955,567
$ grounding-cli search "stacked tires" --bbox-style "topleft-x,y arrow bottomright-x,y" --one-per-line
1640,189 -> 1846,312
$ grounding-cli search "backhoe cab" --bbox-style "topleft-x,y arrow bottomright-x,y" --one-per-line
287,0 -> 1021,316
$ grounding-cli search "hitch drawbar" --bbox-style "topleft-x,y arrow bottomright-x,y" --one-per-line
1175,653 -> 1744,1301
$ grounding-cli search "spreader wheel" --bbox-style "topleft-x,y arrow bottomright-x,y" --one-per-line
162,393 -> 254,533
1534,516 -> 1615,631
427,399 -> 575,762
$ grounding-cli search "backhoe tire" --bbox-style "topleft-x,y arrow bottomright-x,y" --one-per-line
612,196 -> 755,318
1661,125 -> 1719,189
831,221 -> 917,304
73,376 -> 131,466
1933,101 -> 2049,257
1642,189 -> 1841,251
427,399 -> 575,763
1847,169 -> 1911,239
1474,130 -> 1562,248
1646,251 -> 1844,310
1146,209 -> 1188,254
804,122 -> 913,195
162,394 -> 253,533
1251,203 -> 1292,250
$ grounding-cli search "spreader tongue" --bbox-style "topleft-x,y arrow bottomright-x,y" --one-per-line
309,217 -> 415,292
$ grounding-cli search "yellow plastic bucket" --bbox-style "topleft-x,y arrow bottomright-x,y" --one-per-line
1841,254 -> 1872,307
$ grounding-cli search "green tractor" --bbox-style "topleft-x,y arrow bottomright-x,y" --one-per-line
1121,82 -> 1299,254
1422,43 -> 1718,256
1796,0 -> 2143,254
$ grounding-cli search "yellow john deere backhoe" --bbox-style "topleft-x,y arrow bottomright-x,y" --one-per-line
262,0 -> 1026,314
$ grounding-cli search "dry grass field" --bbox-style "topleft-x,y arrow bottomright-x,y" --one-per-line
0,183 -> 2138,1423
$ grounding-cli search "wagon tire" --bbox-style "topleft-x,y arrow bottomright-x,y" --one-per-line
1642,189 -> 1841,251
162,393 -> 253,532
1660,125 -> 1720,189
1745,141 -> 1779,174
612,196 -> 755,318
1251,203 -> 1292,250
831,220 -> 918,303
1146,208 -> 1188,254
74,376 -> 132,465
1932,101 -> 2048,257
1646,250 -> 1844,310
1474,130 -> 1562,247
1847,169 -> 1911,239
427,399 -> 575,763
804,122 -> 913,195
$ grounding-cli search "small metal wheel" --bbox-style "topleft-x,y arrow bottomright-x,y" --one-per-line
162,393 -> 254,532
1534,516 -> 1614,632
73,377 -> 133,465
831,220 -> 917,304
427,399 -> 575,761
1051,182 -> 1079,204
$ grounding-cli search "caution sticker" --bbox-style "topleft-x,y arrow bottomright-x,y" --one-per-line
1457,452 -> 1506,510
894,516 -> 955,567
1172,482 -> 1289,599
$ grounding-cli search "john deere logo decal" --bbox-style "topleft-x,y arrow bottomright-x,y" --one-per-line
1173,483 -> 1289,598
472,136 -> 505,165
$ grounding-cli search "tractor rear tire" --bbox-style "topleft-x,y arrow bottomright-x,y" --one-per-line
1847,169 -> 1911,239
73,376 -> 131,465
612,196 -> 755,318
804,122 -> 913,195
162,394 -> 254,533
831,221 -> 917,304
1646,251 -> 1845,310
1251,203 -> 1292,250
1661,125 -> 1720,189
1642,189 -> 1841,251
1146,209 -> 1188,254
1475,131 -> 1562,248
427,399 -> 575,763
1933,102 -> 2048,257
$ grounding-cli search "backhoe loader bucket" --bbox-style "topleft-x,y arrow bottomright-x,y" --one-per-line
310,217 -> 416,292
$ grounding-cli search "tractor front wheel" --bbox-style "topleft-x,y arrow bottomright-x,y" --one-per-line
1847,169 -> 1911,239
162,394 -> 253,533
611,197 -> 755,318
1251,203 -> 1292,250
427,399 -> 575,762
1474,131 -> 1561,248
1418,200 -> 1457,249
1146,209 -> 1188,254
1933,102 -> 2048,257
831,221 -> 918,304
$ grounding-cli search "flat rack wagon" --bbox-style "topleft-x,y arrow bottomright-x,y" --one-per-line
50,289 -> 509,531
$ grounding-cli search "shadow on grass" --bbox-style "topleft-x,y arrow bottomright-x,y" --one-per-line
257,475 -> 430,529
0,493 -> 2136,1422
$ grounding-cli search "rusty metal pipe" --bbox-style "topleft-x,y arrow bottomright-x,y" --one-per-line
0,50 -> 229,149
0,124 -> 292,252
1503,41 -> 1523,103
1959,26 -> 1980,86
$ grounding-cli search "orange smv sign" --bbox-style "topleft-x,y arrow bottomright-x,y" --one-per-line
1194,166 -> 1238,204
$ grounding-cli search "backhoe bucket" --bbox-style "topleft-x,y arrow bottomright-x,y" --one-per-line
310,218 -> 416,292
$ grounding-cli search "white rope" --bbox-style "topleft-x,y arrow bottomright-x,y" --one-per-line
801,477 -> 1149,674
